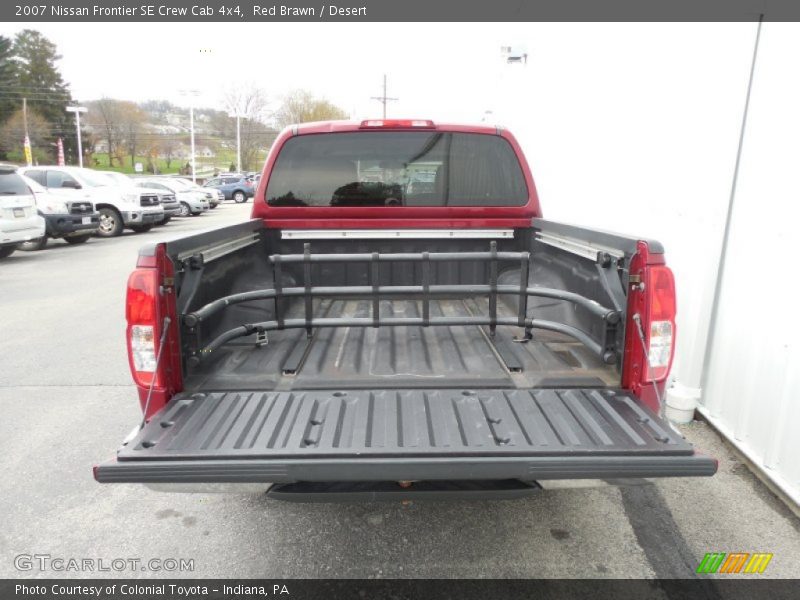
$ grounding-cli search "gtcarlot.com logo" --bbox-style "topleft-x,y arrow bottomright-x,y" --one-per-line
14,554 -> 195,573
696,552 -> 773,574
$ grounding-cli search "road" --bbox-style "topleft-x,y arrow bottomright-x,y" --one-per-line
0,202 -> 798,579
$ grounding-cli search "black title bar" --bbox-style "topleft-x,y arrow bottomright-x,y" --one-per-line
3,579 -> 800,600
4,0 -> 800,22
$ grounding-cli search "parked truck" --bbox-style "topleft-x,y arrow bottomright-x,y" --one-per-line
95,120 -> 716,500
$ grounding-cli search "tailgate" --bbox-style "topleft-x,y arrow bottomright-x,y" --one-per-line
96,388 -> 716,483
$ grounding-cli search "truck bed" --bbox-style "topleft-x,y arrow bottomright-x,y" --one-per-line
185,296 -> 618,392
97,221 -> 718,487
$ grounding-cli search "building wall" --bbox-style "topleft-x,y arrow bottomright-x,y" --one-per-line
491,22 -> 799,506
699,22 -> 800,506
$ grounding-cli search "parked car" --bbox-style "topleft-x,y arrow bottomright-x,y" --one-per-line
0,165 -> 45,259
203,173 -> 255,203
22,166 -> 164,237
169,177 -> 221,208
135,178 -> 209,216
18,174 -> 100,251
101,172 -> 181,225
96,119 -> 716,499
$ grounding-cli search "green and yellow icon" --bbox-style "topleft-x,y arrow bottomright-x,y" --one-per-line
696,552 -> 773,574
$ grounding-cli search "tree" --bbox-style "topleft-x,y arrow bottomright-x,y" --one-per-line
10,30 -> 73,135
0,36 -> 17,124
218,86 -> 277,171
274,90 -> 349,129
158,137 -> 179,169
85,98 -> 127,167
118,101 -> 147,167
0,107 -> 52,162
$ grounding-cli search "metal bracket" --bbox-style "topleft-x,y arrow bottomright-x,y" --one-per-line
595,252 -> 627,313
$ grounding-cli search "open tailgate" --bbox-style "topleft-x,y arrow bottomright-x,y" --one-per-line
95,388 -> 716,483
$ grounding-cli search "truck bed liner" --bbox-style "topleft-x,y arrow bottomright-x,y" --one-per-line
184,298 -> 617,392
118,388 -> 692,462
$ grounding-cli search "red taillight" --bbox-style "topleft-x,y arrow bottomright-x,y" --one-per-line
644,265 -> 676,381
126,268 -> 161,388
359,119 -> 435,129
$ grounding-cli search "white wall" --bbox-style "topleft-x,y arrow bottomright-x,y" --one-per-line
490,23 -> 756,393
490,22 -> 799,505
699,22 -> 800,506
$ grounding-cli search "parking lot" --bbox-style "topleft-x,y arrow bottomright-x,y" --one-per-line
1,202 -> 798,580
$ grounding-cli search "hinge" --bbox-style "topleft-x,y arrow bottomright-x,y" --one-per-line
629,274 -> 641,284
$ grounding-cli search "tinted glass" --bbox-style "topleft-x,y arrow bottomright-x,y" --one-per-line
46,170 -> 78,188
25,170 -> 46,186
0,171 -> 30,195
266,131 -> 528,207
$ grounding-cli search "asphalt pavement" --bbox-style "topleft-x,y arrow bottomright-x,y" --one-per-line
1,202 -> 798,579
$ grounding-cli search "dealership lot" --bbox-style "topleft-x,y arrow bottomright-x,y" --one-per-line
0,202 -> 798,579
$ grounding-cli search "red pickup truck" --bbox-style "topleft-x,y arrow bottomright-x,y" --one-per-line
95,119 -> 716,500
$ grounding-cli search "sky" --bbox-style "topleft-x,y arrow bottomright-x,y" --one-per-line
7,22 -> 540,121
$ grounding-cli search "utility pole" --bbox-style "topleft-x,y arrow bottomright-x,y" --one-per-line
371,74 -> 398,118
179,89 -> 200,183
66,106 -> 88,167
236,114 -> 241,172
22,97 -> 32,167
22,97 -> 28,137
189,105 -> 196,182
228,110 -> 241,172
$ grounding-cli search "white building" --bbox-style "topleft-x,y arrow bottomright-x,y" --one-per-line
491,22 -> 800,508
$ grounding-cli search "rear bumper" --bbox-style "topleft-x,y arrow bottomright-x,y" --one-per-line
43,212 -> 100,237
1,214 -> 45,245
95,453 -> 717,484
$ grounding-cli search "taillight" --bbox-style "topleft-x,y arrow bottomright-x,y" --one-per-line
126,268 -> 161,388
645,265 -> 676,381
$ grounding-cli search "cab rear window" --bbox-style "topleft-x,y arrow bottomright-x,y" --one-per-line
266,131 -> 528,207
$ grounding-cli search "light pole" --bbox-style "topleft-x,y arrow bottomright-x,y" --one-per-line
65,106 -> 87,167
228,110 -> 241,173
179,89 -> 200,183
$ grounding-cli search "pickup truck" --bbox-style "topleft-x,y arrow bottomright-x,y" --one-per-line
96,119 -> 717,501
22,166 -> 165,237
18,174 -> 99,250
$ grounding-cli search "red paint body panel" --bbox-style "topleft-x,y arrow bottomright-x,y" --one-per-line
250,121 -> 542,229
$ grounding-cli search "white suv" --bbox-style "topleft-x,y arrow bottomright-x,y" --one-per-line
0,165 -> 46,259
22,166 -> 164,237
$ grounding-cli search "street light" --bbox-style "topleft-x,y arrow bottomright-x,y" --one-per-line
65,106 -> 87,167
179,89 -> 200,183
228,110 -> 241,173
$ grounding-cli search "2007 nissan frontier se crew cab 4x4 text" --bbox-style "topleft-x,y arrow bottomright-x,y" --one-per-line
95,119 -> 717,501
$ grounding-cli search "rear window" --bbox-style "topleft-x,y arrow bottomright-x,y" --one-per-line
266,131 -> 528,207
0,171 -> 31,195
